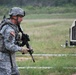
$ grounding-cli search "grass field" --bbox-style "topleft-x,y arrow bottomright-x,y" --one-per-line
0,5 -> 76,75
14,14 -> 76,75
0,13 -> 76,75
21,19 -> 76,54
25,13 -> 76,19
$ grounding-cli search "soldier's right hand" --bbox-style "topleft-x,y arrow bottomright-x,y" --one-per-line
21,47 -> 29,54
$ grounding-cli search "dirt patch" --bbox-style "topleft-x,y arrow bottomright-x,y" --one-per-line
72,74 -> 76,75
16,57 -> 31,61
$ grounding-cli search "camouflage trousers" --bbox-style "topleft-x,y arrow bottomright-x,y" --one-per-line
0,62 -> 20,75
0,52 -> 20,75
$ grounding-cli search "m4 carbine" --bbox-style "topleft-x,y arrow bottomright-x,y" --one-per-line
18,25 -> 35,62
21,33 -> 35,62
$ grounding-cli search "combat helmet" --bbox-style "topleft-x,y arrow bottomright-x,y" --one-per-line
9,7 -> 25,17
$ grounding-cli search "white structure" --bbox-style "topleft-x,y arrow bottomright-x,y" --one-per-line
70,19 -> 76,45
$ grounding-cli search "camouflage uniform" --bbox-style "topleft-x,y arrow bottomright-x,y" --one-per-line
0,7 -> 25,75
0,21 -> 21,75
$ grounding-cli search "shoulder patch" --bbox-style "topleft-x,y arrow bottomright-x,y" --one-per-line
10,31 -> 15,36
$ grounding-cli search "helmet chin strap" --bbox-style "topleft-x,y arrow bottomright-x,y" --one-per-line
16,15 -> 21,25
10,16 -> 22,33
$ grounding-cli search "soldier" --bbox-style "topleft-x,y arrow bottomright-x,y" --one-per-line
0,7 -> 29,75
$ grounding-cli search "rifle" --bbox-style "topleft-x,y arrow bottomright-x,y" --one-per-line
18,25 -> 35,62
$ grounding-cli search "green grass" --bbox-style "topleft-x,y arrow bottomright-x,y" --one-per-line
21,19 -> 76,54
24,6 -> 76,14
17,56 -> 76,67
0,11 -> 76,75
19,69 -> 55,75
19,69 -> 76,75
1,13 -> 76,19
17,56 -> 76,75
16,18 -> 76,75
25,13 -> 76,19
0,5 -> 76,75
1,6 -> 76,19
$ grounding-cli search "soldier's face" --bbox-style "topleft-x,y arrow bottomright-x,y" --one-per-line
17,16 -> 23,23
11,16 -> 23,24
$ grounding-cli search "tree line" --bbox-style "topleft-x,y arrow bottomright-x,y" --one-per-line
0,0 -> 76,7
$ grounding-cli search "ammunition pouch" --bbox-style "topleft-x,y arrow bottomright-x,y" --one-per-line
0,33 -> 10,53
0,33 -> 5,52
